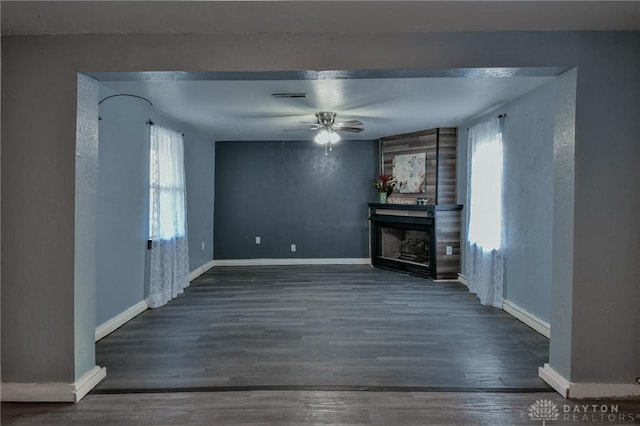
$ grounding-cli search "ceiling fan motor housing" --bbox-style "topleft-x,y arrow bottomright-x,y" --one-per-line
316,112 -> 337,125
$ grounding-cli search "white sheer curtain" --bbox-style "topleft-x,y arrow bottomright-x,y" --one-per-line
147,125 -> 190,308
465,117 -> 504,308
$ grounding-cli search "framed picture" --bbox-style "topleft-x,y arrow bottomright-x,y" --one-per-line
392,153 -> 426,193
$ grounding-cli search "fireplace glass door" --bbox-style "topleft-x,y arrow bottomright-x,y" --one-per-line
377,226 -> 431,268
378,227 -> 431,267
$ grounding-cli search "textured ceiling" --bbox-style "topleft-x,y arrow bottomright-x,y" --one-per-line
98,70 -> 556,141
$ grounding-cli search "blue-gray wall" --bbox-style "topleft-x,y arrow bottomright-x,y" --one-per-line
214,140 -> 378,259
97,86 -> 149,327
502,80 -> 556,322
458,79 -> 557,324
96,84 -> 215,327
184,130 -> 215,271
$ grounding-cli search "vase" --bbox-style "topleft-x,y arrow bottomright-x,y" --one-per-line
379,192 -> 387,204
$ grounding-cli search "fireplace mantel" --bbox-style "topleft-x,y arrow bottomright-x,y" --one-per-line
368,203 -> 463,213
368,203 -> 463,279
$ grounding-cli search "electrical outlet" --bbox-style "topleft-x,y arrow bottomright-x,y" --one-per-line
255,236 -> 261,244
291,244 -> 296,252
201,242 -> 205,250
446,246 -> 453,256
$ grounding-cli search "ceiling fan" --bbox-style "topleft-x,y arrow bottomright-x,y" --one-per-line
285,112 -> 364,145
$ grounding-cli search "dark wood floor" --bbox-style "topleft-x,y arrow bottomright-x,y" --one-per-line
93,265 -> 551,392
6,390 -> 640,426
8,266 -> 640,425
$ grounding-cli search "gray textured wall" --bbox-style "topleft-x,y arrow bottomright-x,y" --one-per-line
96,84 -> 215,328
74,74 -> 100,381
549,68 -> 577,383
458,79 -> 556,324
1,31 -> 639,389
214,140 -> 378,259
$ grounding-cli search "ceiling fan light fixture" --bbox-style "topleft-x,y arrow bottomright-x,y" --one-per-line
314,128 -> 341,144
314,129 -> 330,144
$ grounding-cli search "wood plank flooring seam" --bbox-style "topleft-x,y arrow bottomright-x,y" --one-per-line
90,385 -> 556,395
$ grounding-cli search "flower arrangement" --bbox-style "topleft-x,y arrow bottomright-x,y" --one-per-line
374,174 -> 397,196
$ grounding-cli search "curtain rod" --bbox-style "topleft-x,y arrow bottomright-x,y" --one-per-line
99,94 -> 153,106
147,119 -> 184,136
466,113 -> 506,131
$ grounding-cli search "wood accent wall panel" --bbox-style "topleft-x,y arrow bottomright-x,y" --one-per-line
381,129 -> 438,203
378,127 -> 461,279
435,209 -> 462,279
380,128 -> 457,204
436,128 -> 458,205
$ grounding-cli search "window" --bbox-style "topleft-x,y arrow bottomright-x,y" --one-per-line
465,116 -> 505,308
149,125 -> 187,240
467,124 -> 503,251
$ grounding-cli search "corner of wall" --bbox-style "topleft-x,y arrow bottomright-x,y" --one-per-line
1,366 -> 107,403
539,363 -> 640,399
189,259 -> 216,281
95,300 -> 148,342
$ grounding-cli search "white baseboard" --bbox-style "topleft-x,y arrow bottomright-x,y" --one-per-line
211,258 -> 371,266
539,363 -> 572,398
74,366 -> 107,402
189,259 -> 216,281
1,366 -> 106,403
539,363 -> 640,399
1,382 -> 76,403
457,273 -> 467,286
568,382 -> 640,399
502,299 -> 550,338
95,300 -> 148,342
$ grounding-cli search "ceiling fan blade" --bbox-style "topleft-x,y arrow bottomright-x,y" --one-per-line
241,112 -> 310,119
284,125 -> 318,132
337,126 -> 364,133
335,120 -> 364,127
282,128 -> 308,132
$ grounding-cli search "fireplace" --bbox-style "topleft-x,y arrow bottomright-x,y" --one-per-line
369,207 -> 435,278
379,227 -> 431,264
